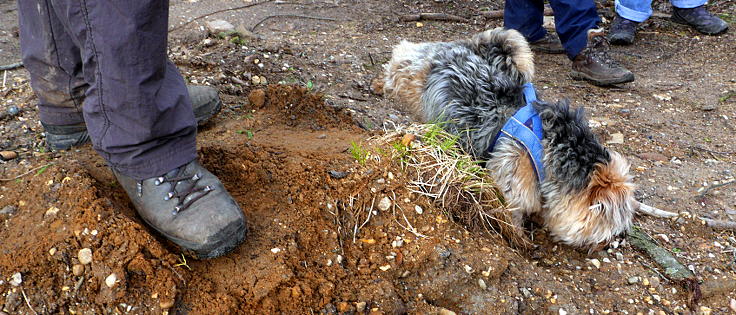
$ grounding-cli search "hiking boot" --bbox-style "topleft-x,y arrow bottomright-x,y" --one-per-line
608,14 -> 639,45
529,32 -> 565,54
113,160 -> 247,259
571,29 -> 635,86
44,85 -> 223,151
671,5 -> 729,35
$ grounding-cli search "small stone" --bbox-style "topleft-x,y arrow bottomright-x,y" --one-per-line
328,170 -> 349,179
615,252 -> 624,262
44,206 -> 60,217
160,299 -> 175,309
0,205 -> 17,216
377,196 -> 391,211
270,247 -> 281,254
464,265 -> 473,274
105,273 -> 117,288
699,306 -> 712,315
478,278 -> 487,290
72,264 -> 84,276
205,19 -> 235,34
78,248 -> 93,265
0,151 -> 18,161
627,277 -> 639,284
589,258 -> 601,269
638,152 -> 668,162
559,309 -> 568,315
642,278 -> 650,286
401,134 -> 416,147
202,38 -> 214,47
49,247 -> 57,256
251,75 -> 261,85
729,298 -> 736,312
355,302 -> 367,313
9,272 -> 22,286
649,277 -> 660,287
414,205 -> 423,214
438,308 -> 456,315
606,133 -> 624,145
337,302 -> 350,312
260,77 -> 268,85
248,89 -> 266,108
379,264 -> 391,271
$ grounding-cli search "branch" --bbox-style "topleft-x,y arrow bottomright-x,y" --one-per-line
480,7 -> 553,19
634,201 -> 678,218
0,62 -> 23,71
251,14 -> 339,32
699,217 -> 736,231
169,0 -> 275,33
399,13 -> 469,23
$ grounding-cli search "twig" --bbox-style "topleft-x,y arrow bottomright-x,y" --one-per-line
698,179 -> 736,198
0,163 -> 55,182
635,201 -> 678,218
690,145 -> 736,155
251,14 -> 339,32
0,62 -> 23,71
480,8 -> 552,19
21,288 -> 38,315
169,0 -> 275,33
699,217 -> 736,231
399,13 -> 469,23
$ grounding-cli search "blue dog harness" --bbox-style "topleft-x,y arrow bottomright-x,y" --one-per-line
488,83 -> 546,182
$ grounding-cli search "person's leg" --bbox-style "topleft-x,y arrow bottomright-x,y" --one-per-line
17,0 -> 90,149
615,0 -> 654,23
671,0 -> 728,35
28,0 -> 246,258
550,0 -> 635,86
504,0 -> 547,42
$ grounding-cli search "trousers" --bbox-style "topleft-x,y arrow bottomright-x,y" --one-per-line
17,0 -> 197,180
615,0 -> 707,22
504,0 -> 601,59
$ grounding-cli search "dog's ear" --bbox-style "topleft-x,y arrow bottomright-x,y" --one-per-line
588,151 -> 635,208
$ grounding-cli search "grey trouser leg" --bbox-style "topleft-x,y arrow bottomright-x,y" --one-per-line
18,0 -> 197,180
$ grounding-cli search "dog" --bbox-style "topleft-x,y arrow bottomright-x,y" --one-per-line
381,28 -> 636,250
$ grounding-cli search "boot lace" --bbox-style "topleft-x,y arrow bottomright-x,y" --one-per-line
584,36 -> 622,69
153,169 -> 214,215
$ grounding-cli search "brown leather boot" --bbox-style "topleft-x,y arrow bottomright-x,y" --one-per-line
529,32 -> 565,54
570,28 -> 634,86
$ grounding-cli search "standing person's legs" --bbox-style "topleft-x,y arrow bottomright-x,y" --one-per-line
671,0 -> 727,35
504,0 -> 546,42
547,0 -> 600,60
615,0 -> 654,23
17,0 -> 90,150
671,0 -> 707,9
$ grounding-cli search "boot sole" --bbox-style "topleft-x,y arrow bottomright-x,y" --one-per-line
570,71 -> 635,86
142,212 -> 248,259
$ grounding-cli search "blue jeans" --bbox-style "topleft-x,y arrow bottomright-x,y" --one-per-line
504,0 -> 601,60
615,0 -> 708,22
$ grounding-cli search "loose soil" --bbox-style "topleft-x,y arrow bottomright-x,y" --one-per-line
1,0 -> 736,314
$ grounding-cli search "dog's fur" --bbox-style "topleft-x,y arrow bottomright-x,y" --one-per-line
382,28 -> 636,249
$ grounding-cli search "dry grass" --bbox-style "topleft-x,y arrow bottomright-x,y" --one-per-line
375,123 -> 530,249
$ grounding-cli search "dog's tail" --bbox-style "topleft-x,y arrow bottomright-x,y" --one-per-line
468,28 -> 534,85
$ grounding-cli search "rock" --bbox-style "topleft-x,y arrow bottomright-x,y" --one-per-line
328,170 -> 349,179
78,248 -> 93,265
627,276 -> 639,284
729,298 -> 736,312
616,252 -> 624,262
388,114 -> 399,121
377,196 -> 392,211
642,277 -> 650,286
0,151 -> 18,161
355,302 -> 367,313
72,264 -> 84,276
438,308 -> 456,315
652,94 -> 672,102
7,106 -> 20,116
205,19 -> 235,34
251,75 -> 262,85
49,247 -> 57,256
606,133 -> 624,144
248,89 -> 266,108
478,278 -> 487,290
401,133 -> 415,147
337,302 -> 350,312
638,152 -> 668,162
105,273 -> 117,288
650,277 -> 660,287
415,205 -> 423,214
202,38 -> 214,47
543,16 -> 555,29
44,206 -> 60,217
0,205 -> 17,216
160,299 -> 175,309
589,258 -> 601,269
700,103 -> 718,111
9,272 -> 22,286
558,308 -> 568,315
317,134 -> 327,139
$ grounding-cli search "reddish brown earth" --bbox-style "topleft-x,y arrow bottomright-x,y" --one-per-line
2,0 -> 736,314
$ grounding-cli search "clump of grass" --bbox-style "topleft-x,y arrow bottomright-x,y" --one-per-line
379,123 -> 528,248
349,141 -> 369,165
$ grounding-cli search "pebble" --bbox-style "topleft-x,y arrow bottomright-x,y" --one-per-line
627,277 -> 639,284
72,264 -> 84,276
729,299 -> 736,312
638,152 -> 668,162
247,89 -> 266,108
7,105 -> 20,116
642,278 -> 650,286
438,308 -> 456,315
478,278 -> 487,290
377,196 -> 392,211
589,258 -> 601,269
78,248 -> 93,265
355,302 -> 367,313
9,272 -> 22,286
49,247 -> 56,256
251,75 -> 261,85
649,277 -> 660,287
205,19 -> 235,34
160,299 -> 175,309
379,264 -> 391,271
0,151 -> 18,161
270,247 -> 281,254
559,309 -> 568,315
616,252 -> 624,262
414,205 -> 423,214
0,205 -> 17,216
44,206 -> 60,217
105,273 -> 117,288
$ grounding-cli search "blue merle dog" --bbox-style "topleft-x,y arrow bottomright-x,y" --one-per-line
381,28 -> 636,250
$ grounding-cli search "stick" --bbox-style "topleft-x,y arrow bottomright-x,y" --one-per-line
21,288 -> 38,315
700,217 -> 736,231
169,0 -> 275,33
399,13 -> 469,23
251,14 -> 339,31
698,179 -> 736,198
0,62 -> 23,71
480,8 -> 553,19
634,201 -> 678,218
0,163 -> 54,182
627,227 -> 701,307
